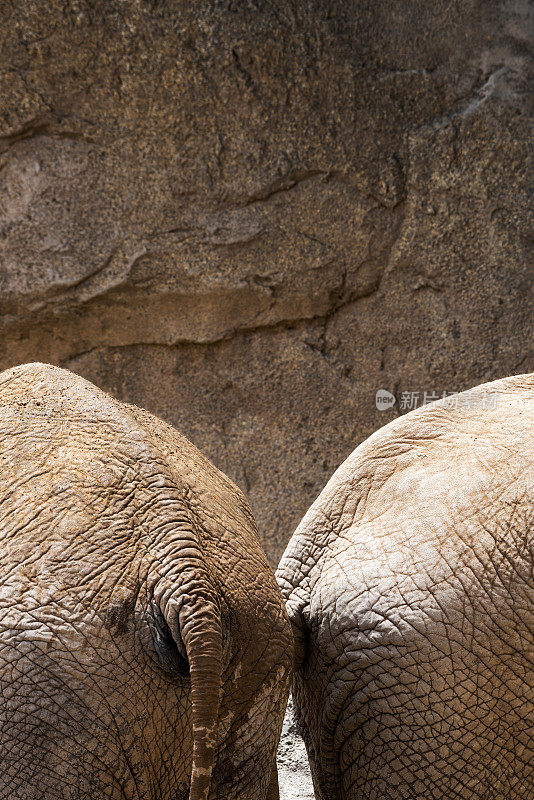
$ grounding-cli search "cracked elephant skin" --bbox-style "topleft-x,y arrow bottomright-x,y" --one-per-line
0,362 -> 292,800
276,374 -> 534,800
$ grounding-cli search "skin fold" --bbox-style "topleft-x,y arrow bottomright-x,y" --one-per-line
277,374 -> 533,800
0,362 -> 292,800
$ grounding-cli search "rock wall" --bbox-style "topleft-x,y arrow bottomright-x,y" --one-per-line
1,0 -> 532,563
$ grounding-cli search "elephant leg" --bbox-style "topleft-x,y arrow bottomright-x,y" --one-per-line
266,767 -> 280,800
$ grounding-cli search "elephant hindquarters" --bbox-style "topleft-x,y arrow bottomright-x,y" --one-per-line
300,546 -> 534,800
333,647 -> 533,799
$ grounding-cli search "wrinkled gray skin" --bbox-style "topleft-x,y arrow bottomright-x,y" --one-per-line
277,375 -> 534,800
0,363 -> 292,800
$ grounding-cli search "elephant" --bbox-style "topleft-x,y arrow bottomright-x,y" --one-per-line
0,362 -> 292,800
276,374 -> 533,800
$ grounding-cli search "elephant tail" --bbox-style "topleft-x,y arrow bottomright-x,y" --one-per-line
180,593 -> 223,800
147,498 -> 224,800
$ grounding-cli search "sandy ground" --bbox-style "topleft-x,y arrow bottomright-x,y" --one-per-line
277,698 -> 315,800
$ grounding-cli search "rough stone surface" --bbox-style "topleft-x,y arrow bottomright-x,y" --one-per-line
1,0 -> 532,563
278,698 -> 315,800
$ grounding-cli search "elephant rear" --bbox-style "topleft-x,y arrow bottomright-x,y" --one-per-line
0,362 -> 292,800
277,374 -> 534,800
